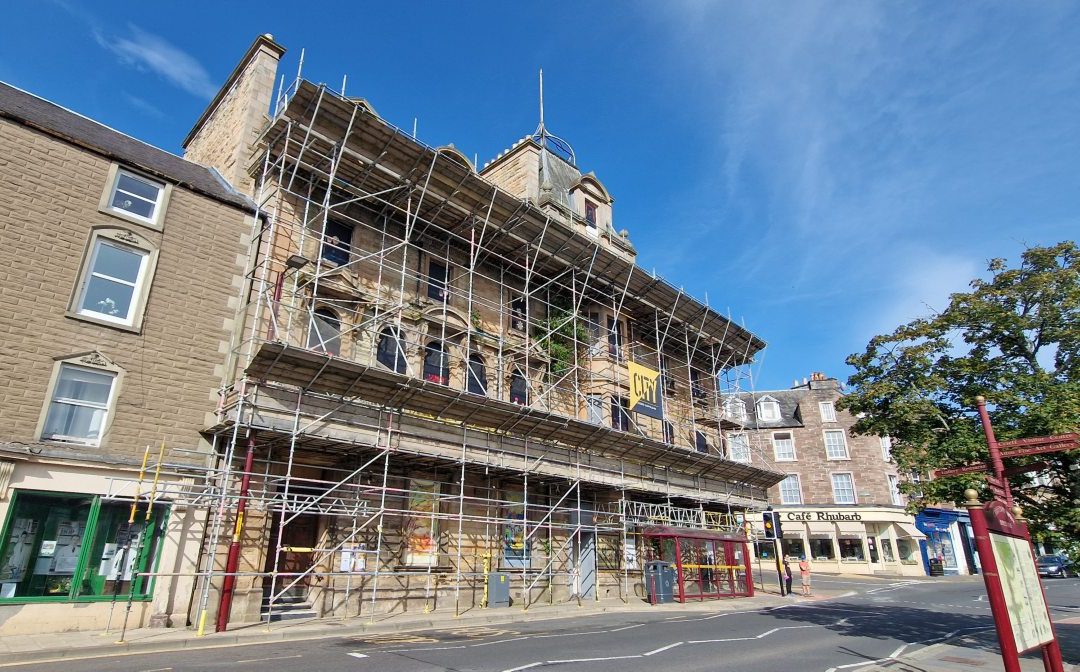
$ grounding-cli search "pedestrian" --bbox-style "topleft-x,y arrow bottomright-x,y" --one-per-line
799,556 -> 811,596
783,557 -> 793,596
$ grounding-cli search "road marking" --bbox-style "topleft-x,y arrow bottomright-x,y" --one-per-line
347,653 -> 369,659
609,623 -> 647,632
546,655 -> 641,664
234,654 -> 302,664
642,642 -> 683,656
502,664 -> 543,672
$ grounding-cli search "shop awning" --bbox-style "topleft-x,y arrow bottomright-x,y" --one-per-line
894,522 -> 925,539
782,523 -> 804,538
806,522 -> 833,538
835,521 -> 864,538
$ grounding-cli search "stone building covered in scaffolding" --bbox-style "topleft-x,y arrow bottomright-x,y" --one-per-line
185,36 -> 783,628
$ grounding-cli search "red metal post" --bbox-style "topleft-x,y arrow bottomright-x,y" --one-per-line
975,396 -> 1013,507
674,536 -> 686,603
966,494 -> 1022,672
216,433 -> 256,632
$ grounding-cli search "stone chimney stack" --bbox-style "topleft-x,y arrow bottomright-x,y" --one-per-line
182,34 -> 285,196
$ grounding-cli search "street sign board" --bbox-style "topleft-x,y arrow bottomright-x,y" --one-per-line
1003,461 -> 1049,477
934,462 -> 990,478
986,475 -> 1009,501
997,433 -> 1078,449
999,440 -> 1079,460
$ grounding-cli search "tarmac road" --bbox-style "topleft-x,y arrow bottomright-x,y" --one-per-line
7,575 -> 1079,671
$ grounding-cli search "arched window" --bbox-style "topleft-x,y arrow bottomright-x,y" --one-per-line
509,369 -> 528,405
306,308 -> 341,356
466,353 -> 487,396
376,327 -> 407,373
423,341 -> 449,385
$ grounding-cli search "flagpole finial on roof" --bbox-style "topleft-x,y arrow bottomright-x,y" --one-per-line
531,69 -> 575,165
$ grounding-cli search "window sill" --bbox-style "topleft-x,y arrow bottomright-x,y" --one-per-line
774,457 -> 797,462
98,204 -> 165,232
65,310 -> 142,334
826,457 -> 851,461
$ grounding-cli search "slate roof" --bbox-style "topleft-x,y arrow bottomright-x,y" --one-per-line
736,389 -> 806,430
0,81 -> 254,213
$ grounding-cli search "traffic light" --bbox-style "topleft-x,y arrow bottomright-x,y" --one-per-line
762,511 -> 783,540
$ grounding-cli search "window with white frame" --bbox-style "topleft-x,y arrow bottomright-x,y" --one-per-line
880,435 -> 893,461
831,473 -> 856,504
728,433 -> 751,463
779,474 -> 802,505
757,397 -> 781,421
824,429 -> 849,459
41,364 -> 117,445
106,169 -> 165,225
74,236 -> 151,327
819,401 -> 837,422
772,431 -> 796,461
888,474 -> 902,505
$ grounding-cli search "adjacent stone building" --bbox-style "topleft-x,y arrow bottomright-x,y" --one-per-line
729,373 -> 927,577
0,82 -> 255,634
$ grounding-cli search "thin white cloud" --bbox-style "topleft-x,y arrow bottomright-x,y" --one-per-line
96,25 -> 217,99
47,1 -> 216,99
642,1 -> 1080,349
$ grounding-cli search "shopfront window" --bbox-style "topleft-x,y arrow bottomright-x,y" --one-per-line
0,491 -> 165,601
896,538 -> 919,563
880,537 -> 895,562
809,538 -> 835,561
781,537 -> 805,559
838,538 -> 865,561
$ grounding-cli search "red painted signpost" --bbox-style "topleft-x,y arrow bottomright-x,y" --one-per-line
950,397 -> 1077,672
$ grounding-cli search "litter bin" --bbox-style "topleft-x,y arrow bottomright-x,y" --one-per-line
927,558 -> 945,577
645,560 -> 675,604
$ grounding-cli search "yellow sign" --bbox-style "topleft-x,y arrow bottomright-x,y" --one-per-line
628,361 -> 664,419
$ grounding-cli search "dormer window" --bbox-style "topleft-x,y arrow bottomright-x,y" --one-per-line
585,200 -> 597,227
723,396 -> 747,421
757,397 -> 781,422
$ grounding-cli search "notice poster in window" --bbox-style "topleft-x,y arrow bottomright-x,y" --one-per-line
104,524 -> 143,581
503,490 -> 529,567
623,536 -> 638,569
404,480 -> 439,567
51,520 -> 84,574
0,518 -> 38,582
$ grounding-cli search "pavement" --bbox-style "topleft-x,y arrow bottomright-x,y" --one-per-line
0,573 -> 1076,671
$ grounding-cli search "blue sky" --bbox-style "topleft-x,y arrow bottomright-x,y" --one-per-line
3,1 -> 1078,391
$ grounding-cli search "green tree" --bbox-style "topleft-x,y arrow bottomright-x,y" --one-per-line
839,242 -> 1080,548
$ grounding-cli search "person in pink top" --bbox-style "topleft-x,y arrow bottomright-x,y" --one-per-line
798,556 -> 811,596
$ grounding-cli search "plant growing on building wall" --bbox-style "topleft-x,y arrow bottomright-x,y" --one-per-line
533,305 -> 590,378
839,241 -> 1080,547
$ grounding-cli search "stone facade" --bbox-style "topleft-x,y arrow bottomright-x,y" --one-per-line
0,82 -> 254,634
182,36 -> 774,625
